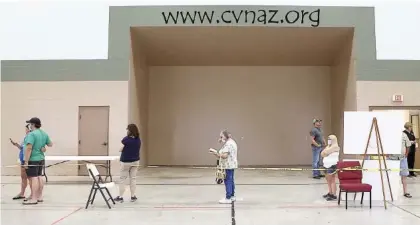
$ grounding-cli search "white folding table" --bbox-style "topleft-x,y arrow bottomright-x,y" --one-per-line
43,156 -> 120,182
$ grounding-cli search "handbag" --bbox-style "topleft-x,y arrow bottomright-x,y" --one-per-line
215,154 -> 226,184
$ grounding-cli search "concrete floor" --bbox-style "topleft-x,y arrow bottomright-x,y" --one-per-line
1,168 -> 419,225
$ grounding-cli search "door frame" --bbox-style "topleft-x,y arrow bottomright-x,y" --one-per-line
78,105 -> 111,156
369,106 -> 420,111
77,106 -> 111,175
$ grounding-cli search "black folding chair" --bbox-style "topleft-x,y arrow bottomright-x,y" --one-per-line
85,163 -> 116,209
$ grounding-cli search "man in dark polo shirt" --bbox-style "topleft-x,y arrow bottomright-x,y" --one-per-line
310,119 -> 326,179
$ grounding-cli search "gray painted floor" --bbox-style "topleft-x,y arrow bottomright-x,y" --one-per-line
1,168 -> 419,225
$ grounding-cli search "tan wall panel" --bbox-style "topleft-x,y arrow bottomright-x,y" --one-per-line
130,31 -> 149,166
330,35 -> 357,151
1,81 -> 128,175
356,81 -> 420,167
357,81 -> 420,111
148,66 -> 332,166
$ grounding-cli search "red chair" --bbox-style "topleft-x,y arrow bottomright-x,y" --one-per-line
337,161 -> 372,209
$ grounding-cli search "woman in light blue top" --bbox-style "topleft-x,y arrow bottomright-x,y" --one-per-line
9,124 -> 31,200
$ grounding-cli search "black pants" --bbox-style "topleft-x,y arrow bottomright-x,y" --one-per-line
407,147 -> 416,175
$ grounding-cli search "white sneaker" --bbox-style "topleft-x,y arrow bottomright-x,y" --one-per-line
219,198 -> 232,204
231,196 -> 236,201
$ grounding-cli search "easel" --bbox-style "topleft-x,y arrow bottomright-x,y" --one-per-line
360,117 -> 394,209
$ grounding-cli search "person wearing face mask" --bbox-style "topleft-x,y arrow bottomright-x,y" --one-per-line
403,122 -> 417,177
9,124 -> 31,200
401,122 -> 413,198
321,135 -> 340,201
113,124 -> 141,203
23,117 -> 52,205
209,130 -> 238,204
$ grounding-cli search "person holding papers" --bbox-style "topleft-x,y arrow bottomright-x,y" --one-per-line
209,130 -> 238,204
9,124 -> 31,200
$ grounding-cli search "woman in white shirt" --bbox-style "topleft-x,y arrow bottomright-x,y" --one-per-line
321,135 -> 340,201
209,130 -> 238,204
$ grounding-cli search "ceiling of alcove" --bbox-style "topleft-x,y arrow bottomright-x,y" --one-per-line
131,26 -> 354,66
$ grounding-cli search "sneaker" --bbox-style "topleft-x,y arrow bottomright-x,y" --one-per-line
326,195 -> 337,201
131,196 -> 137,202
113,196 -> 124,202
219,198 -> 232,204
323,193 -> 332,198
230,196 -> 236,201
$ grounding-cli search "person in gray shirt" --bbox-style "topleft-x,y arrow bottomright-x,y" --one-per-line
310,119 -> 326,179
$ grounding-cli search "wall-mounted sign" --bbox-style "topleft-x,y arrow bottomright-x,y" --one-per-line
392,94 -> 404,102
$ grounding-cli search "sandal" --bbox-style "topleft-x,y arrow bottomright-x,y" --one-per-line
22,199 -> 38,205
12,195 -> 25,200
404,193 -> 412,198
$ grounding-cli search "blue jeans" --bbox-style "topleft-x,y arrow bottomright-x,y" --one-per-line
224,169 -> 235,199
312,146 -> 322,177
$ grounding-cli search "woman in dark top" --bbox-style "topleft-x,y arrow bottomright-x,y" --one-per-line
114,124 -> 141,203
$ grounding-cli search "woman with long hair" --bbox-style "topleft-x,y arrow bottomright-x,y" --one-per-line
321,134 -> 340,201
9,124 -> 31,200
114,124 -> 141,203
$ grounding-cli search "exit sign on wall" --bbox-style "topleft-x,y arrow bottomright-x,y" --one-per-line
392,94 -> 404,102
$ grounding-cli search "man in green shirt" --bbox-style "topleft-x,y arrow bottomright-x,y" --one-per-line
23,117 -> 52,205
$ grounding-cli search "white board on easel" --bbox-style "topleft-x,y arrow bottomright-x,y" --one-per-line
343,111 -> 406,201
343,111 -> 405,155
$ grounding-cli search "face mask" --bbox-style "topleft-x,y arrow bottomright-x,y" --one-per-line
328,140 -> 332,145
